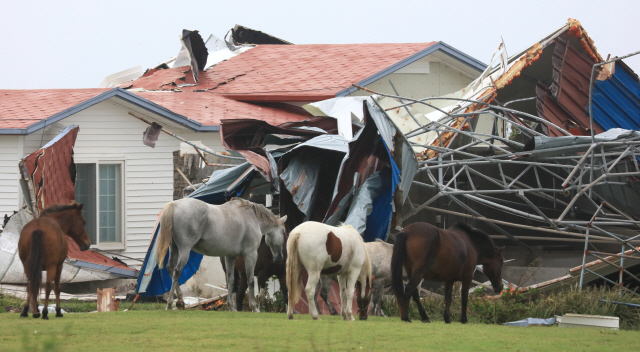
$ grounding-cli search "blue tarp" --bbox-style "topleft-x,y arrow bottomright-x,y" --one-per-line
591,64 -> 640,131
136,163 -> 254,296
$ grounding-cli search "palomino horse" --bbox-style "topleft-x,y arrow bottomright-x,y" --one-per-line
18,202 -> 91,319
156,197 -> 286,312
287,222 -> 373,321
221,235 -> 288,311
391,222 -> 504,323
315,239 -> 394,317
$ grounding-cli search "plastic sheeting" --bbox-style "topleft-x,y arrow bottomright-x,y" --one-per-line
504,317 -> 557,327
136,162 -> 254,296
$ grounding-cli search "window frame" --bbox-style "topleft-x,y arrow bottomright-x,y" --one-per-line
75,158 -> 126,250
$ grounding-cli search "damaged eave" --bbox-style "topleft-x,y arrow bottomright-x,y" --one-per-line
0,87 -> 218,135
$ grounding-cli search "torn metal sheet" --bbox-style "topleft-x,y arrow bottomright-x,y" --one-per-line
175,30 -> 209,83
231,24 -> 292,45
343,170 -> 388,236
281,152 -> 321,219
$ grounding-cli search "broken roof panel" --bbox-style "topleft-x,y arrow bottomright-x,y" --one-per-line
122,43 -> 438,101
592,62 -> 640,131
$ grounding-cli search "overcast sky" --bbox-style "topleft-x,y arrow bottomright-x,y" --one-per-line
2,0 -> 639,89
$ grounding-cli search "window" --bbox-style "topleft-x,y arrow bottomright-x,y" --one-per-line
74,162 -> 124,248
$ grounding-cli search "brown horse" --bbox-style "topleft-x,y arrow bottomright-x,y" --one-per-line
391,222 -> 504,324
221,236 -> 288,311
18,202 -> 91,319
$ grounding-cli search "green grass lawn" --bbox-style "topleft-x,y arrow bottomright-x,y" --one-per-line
0,310 -> 635,352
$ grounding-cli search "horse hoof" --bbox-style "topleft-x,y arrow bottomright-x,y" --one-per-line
461,319 -> 468,324
41,315 -> 49,320
401,318 -> 412,323
444,319 -> 451,324
20,311 -> 28,318
312,316 -> 321,320
56,313 -> 64,318
421,319 -> 430,323
287,314 -> 294,320
252,309 -> 260,313
176,301 -> 185,310
33,313 -> 41,319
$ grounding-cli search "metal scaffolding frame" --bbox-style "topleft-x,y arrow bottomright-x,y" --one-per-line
354,53 -> 640,271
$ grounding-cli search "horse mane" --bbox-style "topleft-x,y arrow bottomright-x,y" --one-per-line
40,202 -> 82,217
453,223 -> 497,258
229,198 -> 280,225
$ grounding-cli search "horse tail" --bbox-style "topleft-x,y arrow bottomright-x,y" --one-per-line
156,202 -> 175,269
391,231 -> 408,298
26,230 -> 44,302
286,230 -> 303,306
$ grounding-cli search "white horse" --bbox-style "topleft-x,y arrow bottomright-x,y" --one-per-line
286,222 -> 373,321
315,239 -> 393,316
156,197 -> 286,312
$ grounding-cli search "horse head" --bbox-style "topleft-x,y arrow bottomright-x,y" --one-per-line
67,202 -> 91,251
355,275 -> 374,320
265,215 -> 287,262
482,246 -> 505,293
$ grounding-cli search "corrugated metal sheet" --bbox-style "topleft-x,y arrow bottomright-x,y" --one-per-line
592,62 -> 640,131
549,38 -> 604,135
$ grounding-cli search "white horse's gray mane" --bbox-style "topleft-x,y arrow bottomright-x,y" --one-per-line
229,198 -> 280,225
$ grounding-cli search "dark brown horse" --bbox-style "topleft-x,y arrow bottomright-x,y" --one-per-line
221,236 -> 288,311
18,202 -> 91,319
391,222 -> 504,323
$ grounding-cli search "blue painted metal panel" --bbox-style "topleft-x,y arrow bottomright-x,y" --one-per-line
591,64 -> 640,131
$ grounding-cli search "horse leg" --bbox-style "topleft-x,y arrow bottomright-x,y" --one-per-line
460,278 -> 471,324
443,281 -> 454,324
305,270 -> 322,320
41,266 -> 56,320
411,285 -> 430,323
164,244 -> 179,310
55,264 -> 63,317
344,271 -> 359,321
320,275 -> 339,316
236,269 -> 247,312
257,270 -> 270,311
224,257 -> 238,312
243,252 -> 260,313
277,272 -> 288,309
337,275 -> 348,320
172,248 -> 190,310
20,284 -> 30,318
30,278 -> 40,319
372,279 -> 386,317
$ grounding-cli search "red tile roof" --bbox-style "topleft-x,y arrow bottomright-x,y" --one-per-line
0,43 -> 435,130
133,91 -> 311,126
0,89 -> 109,129
124,43 -> 437,100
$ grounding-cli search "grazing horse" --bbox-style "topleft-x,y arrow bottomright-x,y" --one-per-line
315,239 -> 394,317
391,222 -> 504,324
156,197 -> 286,312
221,235 -> 288,311
287,222 -> 373,321
18,202 -> 91,319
